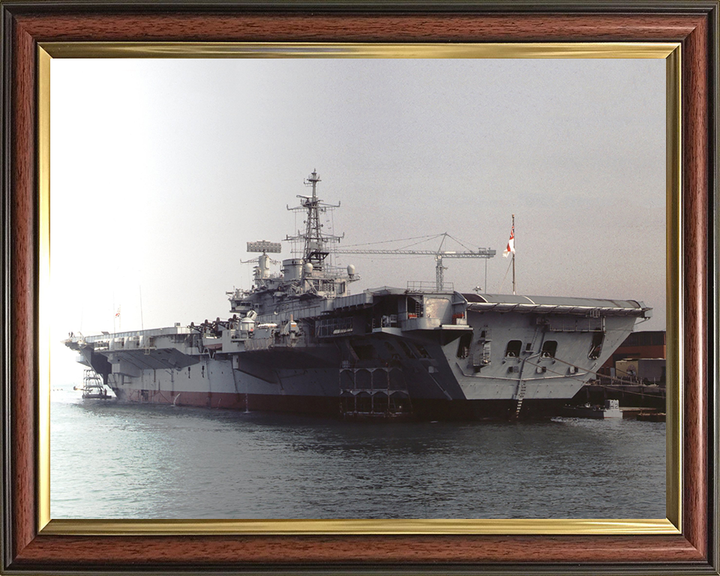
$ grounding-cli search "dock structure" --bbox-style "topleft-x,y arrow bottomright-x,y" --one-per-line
574,329 -> 667,411
573,381 -> 665,410
81,369 -> 111,399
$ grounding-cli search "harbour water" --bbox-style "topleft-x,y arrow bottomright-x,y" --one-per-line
51,385 -> 666,520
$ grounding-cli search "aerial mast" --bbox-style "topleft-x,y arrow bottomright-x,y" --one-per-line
285,169 -> 343,277
303,170 -> 324,269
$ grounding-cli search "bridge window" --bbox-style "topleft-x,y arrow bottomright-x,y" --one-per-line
541,340 -> 558,358
505,340 -> 522,358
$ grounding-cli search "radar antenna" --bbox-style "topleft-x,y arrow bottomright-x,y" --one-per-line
285,170 -> 343,272
246,240 -> 282,285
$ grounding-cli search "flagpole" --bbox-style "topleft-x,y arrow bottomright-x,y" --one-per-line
512,214 -> 516,295
502,215 -> 516,293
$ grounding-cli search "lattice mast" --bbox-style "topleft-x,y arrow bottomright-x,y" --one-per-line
286,170 -> 343,272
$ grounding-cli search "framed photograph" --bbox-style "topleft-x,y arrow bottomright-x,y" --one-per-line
1,2 -> 717,573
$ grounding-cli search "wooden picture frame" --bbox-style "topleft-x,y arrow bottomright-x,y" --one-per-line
1,2 -> 717,573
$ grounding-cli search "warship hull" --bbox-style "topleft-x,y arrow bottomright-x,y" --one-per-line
66,290 -> 650,421
64,170 -> 652,420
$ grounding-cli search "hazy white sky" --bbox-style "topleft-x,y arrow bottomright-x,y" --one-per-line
49,57 -> 666,384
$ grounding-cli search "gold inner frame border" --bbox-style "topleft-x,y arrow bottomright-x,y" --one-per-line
36,41 -> 682,537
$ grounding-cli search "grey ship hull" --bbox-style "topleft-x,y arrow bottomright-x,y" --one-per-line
66,290 -> 651,421
64,170 -> 652,420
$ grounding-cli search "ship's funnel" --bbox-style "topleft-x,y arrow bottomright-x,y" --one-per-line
282,258 -> 303,281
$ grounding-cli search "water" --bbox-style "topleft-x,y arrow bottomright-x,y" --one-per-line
51,387 -> 666,520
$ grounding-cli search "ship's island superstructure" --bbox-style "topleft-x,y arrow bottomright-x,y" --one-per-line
65,170 -> 652,420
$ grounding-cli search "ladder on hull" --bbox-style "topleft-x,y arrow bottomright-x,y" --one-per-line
514,380 -> 527,419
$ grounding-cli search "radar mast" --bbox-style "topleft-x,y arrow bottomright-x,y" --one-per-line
285,170 -> 343,272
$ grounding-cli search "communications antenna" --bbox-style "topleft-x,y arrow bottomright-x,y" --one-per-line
285,170 -> 343,272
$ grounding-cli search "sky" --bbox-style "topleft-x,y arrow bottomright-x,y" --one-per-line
49,57 -> 666,385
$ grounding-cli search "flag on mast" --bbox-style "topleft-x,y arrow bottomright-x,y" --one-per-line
115,306 -> 121,318
503,221 -> 515,258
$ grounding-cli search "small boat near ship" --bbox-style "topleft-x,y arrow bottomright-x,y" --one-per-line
65,170 -> 651,420
561,399 -> 623,420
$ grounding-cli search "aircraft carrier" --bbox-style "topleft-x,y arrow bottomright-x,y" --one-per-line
65,170 -> 652,420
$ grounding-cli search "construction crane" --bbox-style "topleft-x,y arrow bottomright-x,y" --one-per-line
334,233 -> 496,292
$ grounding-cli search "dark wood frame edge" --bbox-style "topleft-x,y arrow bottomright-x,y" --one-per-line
1,3 -> 717,573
